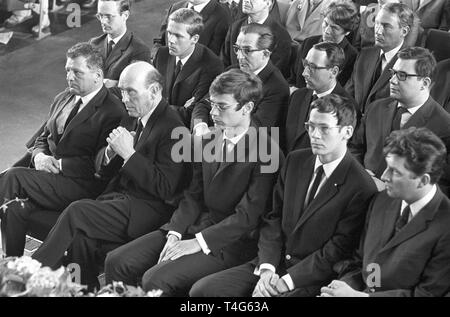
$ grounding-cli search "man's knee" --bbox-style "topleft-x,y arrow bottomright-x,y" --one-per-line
104,248 -> 127,281
189,275 -> 217,297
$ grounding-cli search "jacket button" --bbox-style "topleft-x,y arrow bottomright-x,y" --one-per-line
285,254 -> 291,260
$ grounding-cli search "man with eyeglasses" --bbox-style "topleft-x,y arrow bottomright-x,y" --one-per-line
104,69 -> 284,296
321,127 -> 450,297
351,47 -> 450,196
285,42 -> 357,153
222,0 -> 292,77
153,8 -> 223,127
345,2 -> 414,115
191,94 -> 377,297
192,23 -> 289,136
89,0 -> 150,88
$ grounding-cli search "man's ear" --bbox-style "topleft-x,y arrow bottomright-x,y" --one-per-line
401,25 -> 410,38
191,34 -> 200,44
121,10 -> 130,21
417,173 -> 431,188
243,101 -> 254,115
421,77 -> 432,90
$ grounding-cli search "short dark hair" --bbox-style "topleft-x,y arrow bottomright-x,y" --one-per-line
66,42 -> 104,72
99,0 -> 130,13
398,47 -> 437,80
313,41 -> 345,70
383,127 -> 447,184
381,2 -> 414,30
324,0 -> 360,33
209,69 -> 263,111
169,8 -> 204,37
239,23 -> 275,52
310,93 -> 357,128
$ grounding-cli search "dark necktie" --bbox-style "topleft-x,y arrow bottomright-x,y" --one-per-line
311,94 -> 318,103
306,165 -> 324,206
106,40 -> 114,57
395,205 -> 411,234
64,99 -> 82,129
173,60 -> 182,86
391,106 -> 409,131
372,53 -> 385,86
133,119 -> 143,147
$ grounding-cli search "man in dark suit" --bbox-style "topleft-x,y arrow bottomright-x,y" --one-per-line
345,3 -> 414,114
321,127 -> 450,297
153,8 -> 223,126
430,58 -> 450,113
89,0 -> 150,88
285,42 -> 357,153
32,62 -> 186,289
190,94 -> 377,297
0,42 -> 127,257
104,69 -> 284,296
152,0 -> 231,57
222,0 -> 291,77
291,1 -> 359,89
351,47 -> 450,195
192,23 -> 289,136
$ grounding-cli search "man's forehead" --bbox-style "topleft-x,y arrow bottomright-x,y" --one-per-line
306,49 -> 328,63
237,32 -> 259,46
98,1 -> 120,13
394,58 -> 416,71
211,93 -> 237,103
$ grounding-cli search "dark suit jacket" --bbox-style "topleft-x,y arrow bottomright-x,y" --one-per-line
431,58 -> 450,113
98,99 -> 186,238
153,43 -> 223,125
292,35 -> 358,89
191,62 -> 289,130
222,15 -> 292,77
256,149 -> 377,289
90,31 -> 151,80
161,124 -> 284,261
345,46 -> 402,114
339,189 -> 450,297
32,86 -> 126,180
284,83 -> 357,153
152,0 -> 231,56
350,96 -> 450,195
232,0 -> 283,23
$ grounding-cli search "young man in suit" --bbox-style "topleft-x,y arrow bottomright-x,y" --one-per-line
190,94 -> 377,297
350,47 -> 450,195
152,0 -> 232,57
345,2 -> 414,114
285,42 -> 357,153
104,69 -> 284,296
321,127 -> 450,297
32,62 -> 186,289
192,23 -> 289,135
0,42 -> 127,257
89,0 -> 151,88
152,8 -> 223,126
222,0 -> 292,77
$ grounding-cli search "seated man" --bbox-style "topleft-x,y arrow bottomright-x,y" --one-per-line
152,0 -> 231,57
32,62 -> 186,289
104,69 -> 284,296
0,42 -> 127,257
222,0 -> 292,77
90,0 -> 151,88
190,94 -> 377,297
351,47 -> 450,195
285,42 -> 357,153
153,8 -> 223,126
321,127 -> 450,297
192,23 -> 289,135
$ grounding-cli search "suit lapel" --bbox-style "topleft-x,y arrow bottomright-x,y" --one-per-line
381,98 -> 397,138
403,97 -> 434,129
418,0 -> 433,11
105,31 -> 132,70
293,89 -> 313,143
135,99 -> 167,151
369,53 -> 398,101
173,44 -> 201,86
379,198 -> 402,248
291,154 -> 315,227
166,54 -> 176,97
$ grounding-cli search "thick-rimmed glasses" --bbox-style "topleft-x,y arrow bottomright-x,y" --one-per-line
304,122 -> 342,135
206,98 -> 240,112
232,45 -> 264,56
96,13 -> 120,21
302,59 -> 332,72
389,68 -> 422,81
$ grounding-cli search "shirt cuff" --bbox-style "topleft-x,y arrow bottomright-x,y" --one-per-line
104,145 -> 114,164
195,232 -> 211,255
253,263 -> 276,276
281,274 -> 295,291
58,158 -> 62,171
167,231 -> 182,240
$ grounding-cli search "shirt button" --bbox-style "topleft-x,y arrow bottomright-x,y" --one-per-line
285,254 -> 291,260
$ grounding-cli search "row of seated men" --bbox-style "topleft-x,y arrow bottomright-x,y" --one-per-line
0,0 -> 450,296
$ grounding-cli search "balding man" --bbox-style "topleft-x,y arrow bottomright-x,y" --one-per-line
32,62 -> 186,290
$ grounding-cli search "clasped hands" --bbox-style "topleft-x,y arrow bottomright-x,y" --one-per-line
106,126 -> 136,161
34,153 -> 60,174
252,270 -> 289,297
158,235 -> 201,263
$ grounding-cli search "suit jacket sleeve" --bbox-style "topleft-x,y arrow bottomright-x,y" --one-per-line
191,98 -> 211,129
348,109 -> 367,165
221,26 -> 232,68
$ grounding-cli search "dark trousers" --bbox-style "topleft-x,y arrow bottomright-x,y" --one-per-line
32,192 -> 170,289
104,230 -> 246,296
0,166 -> 99,256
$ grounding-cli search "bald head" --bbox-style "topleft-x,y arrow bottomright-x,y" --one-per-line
118,61 -> 163,118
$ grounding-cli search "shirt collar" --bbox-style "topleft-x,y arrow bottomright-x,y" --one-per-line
247,14 -> 268,24
176,48 -> 195,66
189,0 -> 211,12
382,41 -> 403,63
314,82 -> 336,98
75,86 -> 102,110
223,127 -> 249,146
139,103 -> 158,128
108,29 -> 127,45
401,185 -> 437,219
313,150 -> 346,179
397,101 -> 423,115
253,61 -> 269,76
